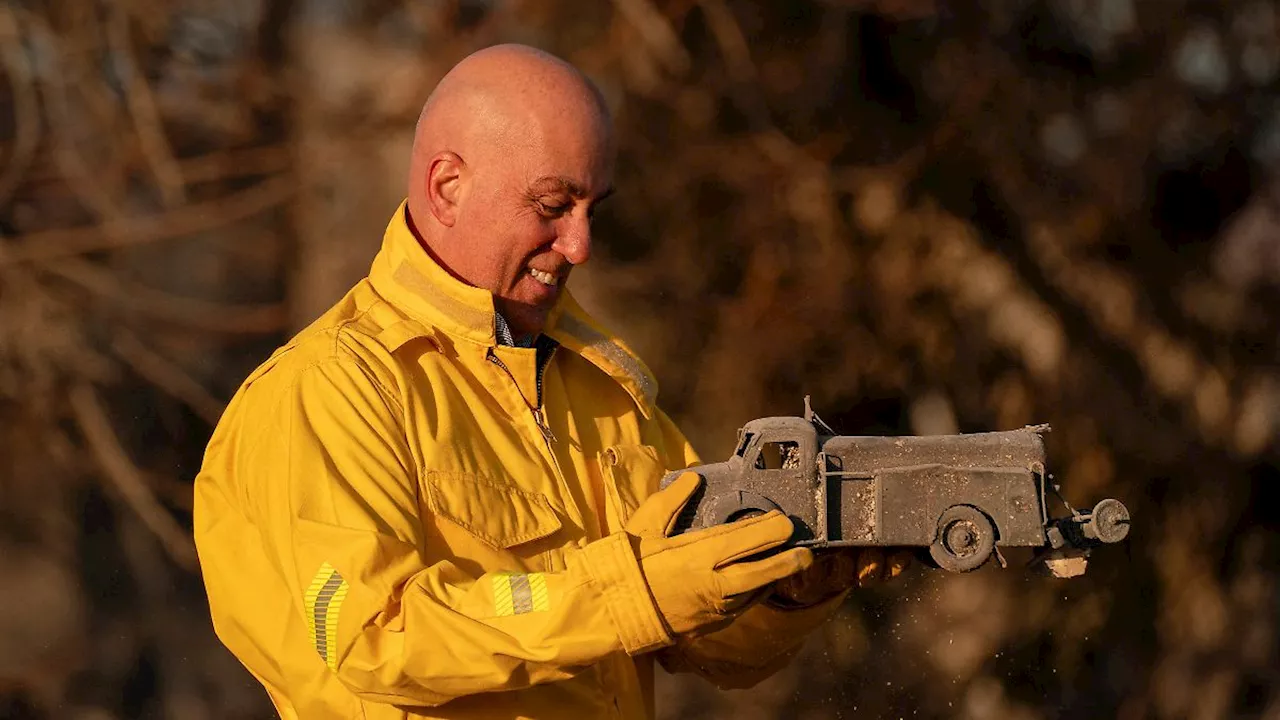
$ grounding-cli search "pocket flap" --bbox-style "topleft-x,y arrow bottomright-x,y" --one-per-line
423,471 -> 562,550
600,444 -> 665,529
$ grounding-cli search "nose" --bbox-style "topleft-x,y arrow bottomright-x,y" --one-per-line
552,215 -> 592,266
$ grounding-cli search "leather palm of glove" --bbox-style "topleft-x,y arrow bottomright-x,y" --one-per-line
626,471 -> 813,636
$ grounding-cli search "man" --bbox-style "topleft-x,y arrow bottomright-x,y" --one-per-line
194,44 -> 904,720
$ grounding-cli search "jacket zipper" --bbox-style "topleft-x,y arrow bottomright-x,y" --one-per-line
489,344 -> 598,540
532,343 -> 556,441
487,349 -> 556,443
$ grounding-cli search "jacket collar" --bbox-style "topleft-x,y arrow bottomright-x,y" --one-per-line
368,201 -> 657,418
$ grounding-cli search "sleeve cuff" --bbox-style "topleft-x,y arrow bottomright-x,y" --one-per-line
576,532 -> 673,655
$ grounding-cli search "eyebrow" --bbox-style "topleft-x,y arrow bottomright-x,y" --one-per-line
531,176 -> 615,202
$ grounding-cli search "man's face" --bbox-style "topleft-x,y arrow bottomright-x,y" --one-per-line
452,114 -> 615,339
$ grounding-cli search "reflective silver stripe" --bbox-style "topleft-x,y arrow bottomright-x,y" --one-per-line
554,312 -> 657,407
313,571 -> 344,661
392,262 -> 493,337
510,573 -> 533,615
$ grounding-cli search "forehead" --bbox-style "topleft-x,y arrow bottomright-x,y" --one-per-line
525,174 -> 603,198
511,124 -> 615,193
470,81 -> 616,191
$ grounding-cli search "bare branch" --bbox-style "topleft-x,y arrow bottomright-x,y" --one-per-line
41,255 -> 288,335
698,0 -> 757,85
106,2 -> 187,207
20,7 -> 130,222
69,382 -> 199,572
111,331 -> 227,425
609,0 -> 692,76
0,6 -> 43,207
178,145 -> 292,185
0,174 -> 296,266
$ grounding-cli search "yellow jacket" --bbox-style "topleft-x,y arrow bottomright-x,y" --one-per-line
193,203 -> 840,719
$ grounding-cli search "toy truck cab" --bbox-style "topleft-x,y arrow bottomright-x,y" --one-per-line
666,408 -> 1130,573
695,416 -> 822,528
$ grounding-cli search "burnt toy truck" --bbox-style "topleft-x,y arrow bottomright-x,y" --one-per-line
662,399 -> 1130,575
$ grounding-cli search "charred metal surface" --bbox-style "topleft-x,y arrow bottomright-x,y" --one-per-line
661,398 -> 1131,574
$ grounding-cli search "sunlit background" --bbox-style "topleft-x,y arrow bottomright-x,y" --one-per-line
2,0 -> 1279,718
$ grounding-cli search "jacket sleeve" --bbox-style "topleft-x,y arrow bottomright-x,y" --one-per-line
650,408 -> 846,689
237,354 -> 673,707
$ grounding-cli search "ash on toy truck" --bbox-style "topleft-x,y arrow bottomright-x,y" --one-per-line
662,398 -> 1130,575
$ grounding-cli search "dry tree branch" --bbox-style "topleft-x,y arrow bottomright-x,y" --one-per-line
111,331 -> 227,424
698,0 -> 757,84
699,0 -> 783,137
0,6 -> 43,208
19,8 -> 130,222
142,467 -> 194,513
0,174 -> 296,265
179,144 -> 292,185
69,382 -> 199,572
41,255 -> 288,334
106,1 -> 187,208
609,0 -> 692,76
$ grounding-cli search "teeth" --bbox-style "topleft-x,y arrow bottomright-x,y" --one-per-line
529,268 -> 557,286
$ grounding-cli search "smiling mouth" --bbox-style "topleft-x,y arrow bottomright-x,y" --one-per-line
529,267 -> 558,286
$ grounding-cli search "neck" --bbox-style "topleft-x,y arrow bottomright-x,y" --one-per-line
403,204 -> 543,340
404,205 -> 474,290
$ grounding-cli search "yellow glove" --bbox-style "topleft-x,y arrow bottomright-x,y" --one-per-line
628,472 -> 813,636
770,547 -> 912,607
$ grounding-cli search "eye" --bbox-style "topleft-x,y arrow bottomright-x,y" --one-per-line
537,199 -> 570,216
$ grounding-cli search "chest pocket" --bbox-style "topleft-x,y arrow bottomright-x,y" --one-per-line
599,444 -> 666,533
422,470 -> 564,573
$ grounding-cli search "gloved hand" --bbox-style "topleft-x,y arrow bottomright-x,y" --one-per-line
769,546 -> 912,608
627,471 -> 813,636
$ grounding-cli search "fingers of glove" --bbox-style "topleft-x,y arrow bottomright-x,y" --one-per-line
650,508 -> 796,556
716,547 -> 813,597
720,590 -> 761,616
695,511 -> 798,566
820,549 -> 858,589
772,549 -> 856,605
626,471 -> 702,536
855,548 -> 887,587
886,549 -> 913,580
854,548 -> 913,587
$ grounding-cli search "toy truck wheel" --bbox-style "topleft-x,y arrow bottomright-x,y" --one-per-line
725,508 -> 767,522
930,505 -> 996,572
1083,498 -> 1130,544
707,491 -> 783,526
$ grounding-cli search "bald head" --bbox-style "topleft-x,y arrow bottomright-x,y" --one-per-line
411,45 -> 610,168
405,44 -> 616,340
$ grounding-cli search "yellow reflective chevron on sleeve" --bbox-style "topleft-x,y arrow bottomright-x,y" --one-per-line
491,572 -> 549,616
528,573 -> 548,611
304,562 -> 349,669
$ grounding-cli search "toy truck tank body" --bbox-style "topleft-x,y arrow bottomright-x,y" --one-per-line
665,412 -> 1128,573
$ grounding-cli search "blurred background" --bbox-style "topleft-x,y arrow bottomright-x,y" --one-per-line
1,0 -> 1278,717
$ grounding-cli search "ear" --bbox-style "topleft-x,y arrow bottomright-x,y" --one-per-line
425,151 -> 465,227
